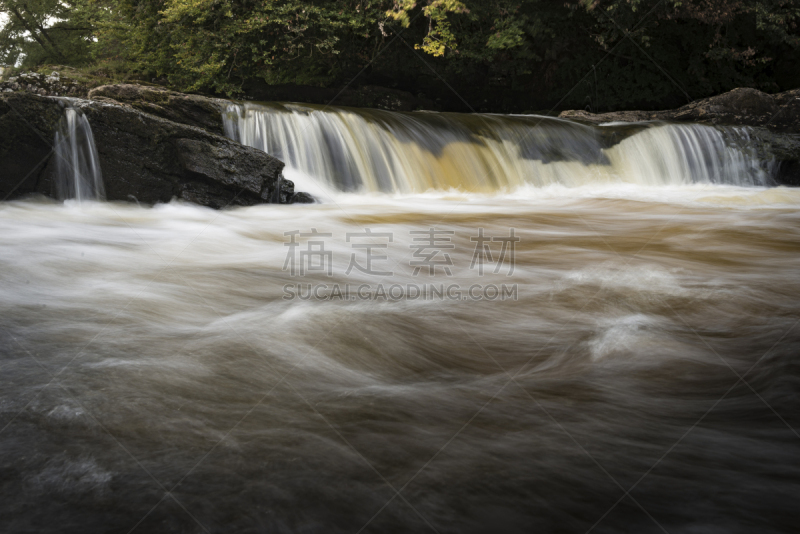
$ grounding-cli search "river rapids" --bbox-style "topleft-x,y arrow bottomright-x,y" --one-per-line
1,104 -> 799,534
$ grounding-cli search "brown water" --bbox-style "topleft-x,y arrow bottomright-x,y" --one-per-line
223,103 -> 771,192
1,186 -> 799,533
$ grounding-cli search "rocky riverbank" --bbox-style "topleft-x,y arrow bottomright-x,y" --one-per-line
87,84 -> 230,135
88,84 -> 800,187
0,69 -> 432,112
560,88 -> 800,131
3,80 -> 800,205
0,90 -> 313,207
561,88 -> 800,185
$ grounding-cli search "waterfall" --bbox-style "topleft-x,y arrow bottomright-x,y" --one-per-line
223,102 -> 772,193
53,99 -> 105,202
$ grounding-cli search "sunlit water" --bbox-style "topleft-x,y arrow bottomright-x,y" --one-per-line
1,184 -> 799,533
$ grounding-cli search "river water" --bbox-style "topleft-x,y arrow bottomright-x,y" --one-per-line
1,106 -> 800,533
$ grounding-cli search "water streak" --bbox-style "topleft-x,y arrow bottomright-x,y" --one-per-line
223,102 -> 771,192
1,191 -> 799,533
53,99 -> 105,202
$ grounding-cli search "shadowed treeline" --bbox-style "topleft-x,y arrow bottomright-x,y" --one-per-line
1,0 -> 799,113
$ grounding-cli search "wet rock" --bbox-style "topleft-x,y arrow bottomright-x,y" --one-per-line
76,98 -> 286,206
288,191 -> 316,204
747,127 -> 800,186
670,88 -> 779,125
278,178 -> 296,204
177,181 -> 258,210
88,84 -> 228,135
1,91 -> 313,206
560,88 -> 800,132
560,88 -> 800,186
0,92 -> 63,200
776,160 -> 800,186
173,138 -> 278,198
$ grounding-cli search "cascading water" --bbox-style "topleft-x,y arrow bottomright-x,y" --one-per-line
3,95 -> 800,534
223,102 -> 772,193
53,99 -> 105,202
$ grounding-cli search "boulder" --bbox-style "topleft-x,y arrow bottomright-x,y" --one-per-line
288,191 -> 316,204
78,99 -> 286,207
88,84 -> 228,135
560,87 -> 800,186
1,91 -> 313,207
0,92 -> 63,200
559,88 -> 800,132
746,127 -> 800,187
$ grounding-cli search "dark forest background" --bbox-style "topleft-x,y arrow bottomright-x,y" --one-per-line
2,0 -> 799,112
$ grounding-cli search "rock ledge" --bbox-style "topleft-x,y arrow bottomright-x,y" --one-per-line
1,92 -> 312,206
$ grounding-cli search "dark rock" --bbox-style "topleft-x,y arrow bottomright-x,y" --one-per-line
670,88 -> 779,125
776,160 -> 800,186
288,192 -> 316,204
173,138 -> 274,197
560,88 -> 800,132
0,91 -> 309,207
271,178 -> 315,204
76,98 -> 285,206
560,88 -> 800,186
278,178 -> 296,204
560,109 -> 653,124
177,181 -> 256,210
747,128 -> 800,186
0,92 -> 63,200
81,84 -> 318,199
88,84 -> 228,134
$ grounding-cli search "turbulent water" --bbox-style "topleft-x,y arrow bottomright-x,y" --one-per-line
223,102 -> 772,192
2,105 -> 800,534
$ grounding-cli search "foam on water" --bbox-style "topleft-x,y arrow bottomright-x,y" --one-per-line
1,192 -> 799,532
224,102 -> 773,193
1,101 -> 799,532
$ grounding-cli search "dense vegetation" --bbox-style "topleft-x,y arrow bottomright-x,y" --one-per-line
2,0 -> 799,111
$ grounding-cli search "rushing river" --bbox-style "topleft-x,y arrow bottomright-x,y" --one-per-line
1,104 -> 800,533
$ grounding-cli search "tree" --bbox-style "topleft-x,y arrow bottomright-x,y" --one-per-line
2,0 -> 798,110
0,0 -> 103,66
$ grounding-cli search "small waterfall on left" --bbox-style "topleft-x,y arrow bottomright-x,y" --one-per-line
53,99 -> 105,201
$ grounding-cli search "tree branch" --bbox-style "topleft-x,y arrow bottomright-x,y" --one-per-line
6,3 -> 67,62
23,3 -> 68,62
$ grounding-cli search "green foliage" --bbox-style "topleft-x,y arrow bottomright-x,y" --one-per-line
3,0 -> 799,110
388,0 -> 469,56
0,0 -> 117,67
103,0 -> 397,93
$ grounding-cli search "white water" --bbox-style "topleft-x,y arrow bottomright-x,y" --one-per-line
53,100 -> 105,202
1,103 -> 799,533
2,189 -> 799,533
223,102 -> 771,193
